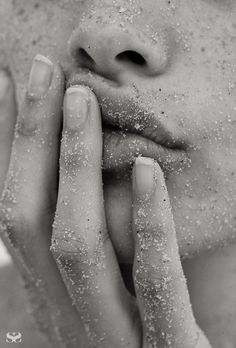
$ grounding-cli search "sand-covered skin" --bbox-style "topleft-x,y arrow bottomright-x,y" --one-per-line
0,0 -> 236,346
0,0 -> 236,260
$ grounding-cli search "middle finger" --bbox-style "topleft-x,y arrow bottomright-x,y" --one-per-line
52,85 -> 141,348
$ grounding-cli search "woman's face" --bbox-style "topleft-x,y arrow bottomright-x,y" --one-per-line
1,0 -> 236,263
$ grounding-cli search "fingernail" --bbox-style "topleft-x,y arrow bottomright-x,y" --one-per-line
134,157 -> 156,198
64,86 -> 89,129
28,54 -> 53,97
0,70 -> 10,101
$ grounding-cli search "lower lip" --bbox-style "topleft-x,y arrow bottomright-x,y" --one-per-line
102,128 -> 190,174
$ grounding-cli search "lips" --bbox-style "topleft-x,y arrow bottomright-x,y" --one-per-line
66,68 -> 191,174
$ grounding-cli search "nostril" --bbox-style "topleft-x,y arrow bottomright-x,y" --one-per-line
77,48 -> 95,69
116,50 -> 146,66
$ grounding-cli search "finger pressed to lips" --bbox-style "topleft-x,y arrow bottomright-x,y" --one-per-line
132,157 -> 211,348
51,85 -> 141,348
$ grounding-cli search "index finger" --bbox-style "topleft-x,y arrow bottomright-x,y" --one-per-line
132,157 -> 211,348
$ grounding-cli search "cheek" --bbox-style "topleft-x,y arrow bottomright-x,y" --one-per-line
189,91 -> 236,151
162,66 -> 236,147
168,140 -> 236,257
4,3 -> 75,102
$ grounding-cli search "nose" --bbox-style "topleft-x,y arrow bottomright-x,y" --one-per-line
68,24 -> 168,82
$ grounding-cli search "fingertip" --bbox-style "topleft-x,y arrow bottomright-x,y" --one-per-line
63,85 -> 90,130
132,157 -> 172,239
63,84 -> 101,140
133,157 -> 155,199
65,83 -> 99,110
134,156 -> 154,167
64,84 -> 99,117
26,54 -> 65,101
153,159 -> 168,192
132,156 -> 167,201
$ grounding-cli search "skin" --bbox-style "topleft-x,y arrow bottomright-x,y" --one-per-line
0,68 -> 211,347
0,0 -> 236,260
0,0 -> 236,347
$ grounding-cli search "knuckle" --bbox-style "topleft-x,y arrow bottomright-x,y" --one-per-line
60,131 -> 93,175
0,200 -> 22,245
0,193 -> 39,245
51,235 -> 80,259
51,218 -> 108,268
50,235 -> 88,274
51,220 -> 85,262
133,263 -> 167,296
133,258 -> 181,298
135,220 -> 168,248
15,116 -> 38,138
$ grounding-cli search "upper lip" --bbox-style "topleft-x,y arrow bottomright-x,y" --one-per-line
66,68 -> 188,152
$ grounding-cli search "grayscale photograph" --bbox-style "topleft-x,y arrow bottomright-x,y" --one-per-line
0,0 -> 235,347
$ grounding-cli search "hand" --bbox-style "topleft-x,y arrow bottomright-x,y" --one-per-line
47,66 -> 212,345
51,80 -> 212,345
0,54 -> 211,348
0,56 -> 87,347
